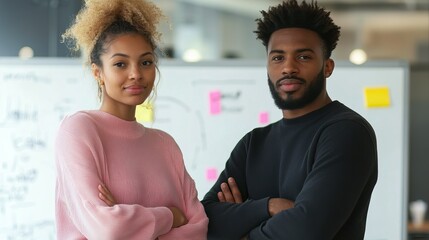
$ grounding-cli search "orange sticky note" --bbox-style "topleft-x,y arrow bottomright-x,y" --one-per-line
136,103 -> 154,122
364,87 -> 391,108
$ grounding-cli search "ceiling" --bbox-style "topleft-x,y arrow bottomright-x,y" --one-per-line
173,0 -> 429,30
175,0 -> 429,16
159,0 -> 429,63
3,0 -> 426,62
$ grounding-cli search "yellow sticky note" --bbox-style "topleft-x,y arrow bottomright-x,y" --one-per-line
136,103 -> 154,122
364,87 -> 391,108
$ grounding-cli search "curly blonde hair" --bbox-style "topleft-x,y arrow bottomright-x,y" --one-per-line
62,0 -> 164,64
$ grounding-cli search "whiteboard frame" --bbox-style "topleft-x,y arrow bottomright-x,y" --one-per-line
0,58 -> 409,240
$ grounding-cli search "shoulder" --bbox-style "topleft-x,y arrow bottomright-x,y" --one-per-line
313,107 -> 378,168
55,111 -> 101,149
317,103 -> 377,145
58,111 -> 98,135
238,119 -> 283,146
145,127 -> 179,147
248,118 -> 282,135
145,128 -> 186,170
146,127 -> 174,140
325,103 -> 375,137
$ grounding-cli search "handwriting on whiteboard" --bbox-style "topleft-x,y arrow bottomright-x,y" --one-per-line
0,64 -> 85,240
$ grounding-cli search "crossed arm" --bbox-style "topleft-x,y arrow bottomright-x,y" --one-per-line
98,184 -> 189,228
98,177 -> 293,235
203,121 -> 377,239
212,177 -> 294,240
217,177 -> 295,216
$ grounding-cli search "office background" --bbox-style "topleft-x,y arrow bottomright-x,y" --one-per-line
0,0 -> 428,229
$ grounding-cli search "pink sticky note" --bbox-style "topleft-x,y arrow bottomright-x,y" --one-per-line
209,91 -> 221,115
206,168 -> 218,181
259,112 -> 269,124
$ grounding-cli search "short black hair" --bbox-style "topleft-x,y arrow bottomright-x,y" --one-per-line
255,0 -> 341,59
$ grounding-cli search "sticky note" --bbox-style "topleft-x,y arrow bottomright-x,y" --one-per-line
205,168 -> 218,181
209,91 -> 221,115
136,103 -> 154,122
364,87 -> 391,108
259,112 -> 269,124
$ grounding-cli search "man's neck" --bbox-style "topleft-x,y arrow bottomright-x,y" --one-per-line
282,95 -> 332,119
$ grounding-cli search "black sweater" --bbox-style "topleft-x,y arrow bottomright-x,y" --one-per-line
202,101 -> 378,240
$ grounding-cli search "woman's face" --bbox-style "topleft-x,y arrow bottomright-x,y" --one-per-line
93,33 -> 156,118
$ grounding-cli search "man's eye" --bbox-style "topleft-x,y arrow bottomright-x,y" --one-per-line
298,55 -> 311,60
272,56 -> 284,61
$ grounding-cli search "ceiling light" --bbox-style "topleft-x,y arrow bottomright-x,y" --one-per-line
349,49 -> 367,65
19,46 -> 34,60
182,48 -> 202,62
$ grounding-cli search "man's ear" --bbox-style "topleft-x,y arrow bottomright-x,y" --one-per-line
324,59 -> 335,78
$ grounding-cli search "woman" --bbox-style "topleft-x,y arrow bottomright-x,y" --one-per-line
54,0 -> 208,239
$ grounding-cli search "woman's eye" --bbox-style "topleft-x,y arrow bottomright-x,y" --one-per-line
114,62 -> 125,68
142,60 -> 153,66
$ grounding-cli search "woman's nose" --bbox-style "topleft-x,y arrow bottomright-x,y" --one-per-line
129,65 -> 142,80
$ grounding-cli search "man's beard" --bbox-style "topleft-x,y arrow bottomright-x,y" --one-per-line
268,69 -> 325,110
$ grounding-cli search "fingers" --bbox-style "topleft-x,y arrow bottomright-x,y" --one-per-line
217,177 -> 243,203
98,184 -> 116,207
217,191 -> 226,202
221,182 -> 235,202
227,177 -> 243,203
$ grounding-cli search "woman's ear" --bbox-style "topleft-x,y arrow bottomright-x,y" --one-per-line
324,59 -> 335,78
91,63 -> 103,85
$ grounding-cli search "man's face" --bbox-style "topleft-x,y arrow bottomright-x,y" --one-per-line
268,68 -> 325,110
266,28 -> 333,110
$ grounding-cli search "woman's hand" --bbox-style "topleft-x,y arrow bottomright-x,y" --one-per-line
168,207 -> 189,228
98,184 -> 117,206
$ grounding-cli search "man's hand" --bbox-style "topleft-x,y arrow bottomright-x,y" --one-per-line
268,198 -> 294,216
217,178 -> 246,239
98,184 -> 117,206
217,177 -> 243,203
168,207 -> 189,228
216,177 -> 294,217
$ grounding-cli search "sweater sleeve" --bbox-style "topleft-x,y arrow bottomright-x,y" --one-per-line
201,134 -> 271,239
55,120 -> 173,240
248,120 -> 378,239
159,138 -> 209,240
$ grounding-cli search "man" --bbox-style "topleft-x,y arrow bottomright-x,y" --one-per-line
201,0 -> 378,239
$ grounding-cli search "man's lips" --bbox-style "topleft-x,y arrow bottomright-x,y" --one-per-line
277,78 -> 304,92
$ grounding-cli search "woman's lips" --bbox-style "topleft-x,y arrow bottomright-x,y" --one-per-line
124,85 -> 144,94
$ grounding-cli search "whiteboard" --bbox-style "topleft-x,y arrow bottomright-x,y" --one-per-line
0,58 -> 408,240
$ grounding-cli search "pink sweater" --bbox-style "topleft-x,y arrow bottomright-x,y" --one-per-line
54,110 -> 208,240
